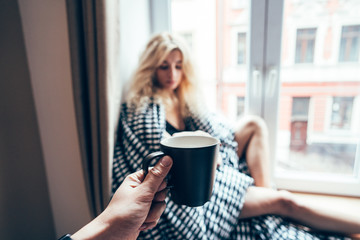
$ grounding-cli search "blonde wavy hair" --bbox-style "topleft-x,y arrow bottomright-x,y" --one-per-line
126,32 -> 203,117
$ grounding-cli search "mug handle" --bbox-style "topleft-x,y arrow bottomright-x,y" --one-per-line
142,151 -> 166,177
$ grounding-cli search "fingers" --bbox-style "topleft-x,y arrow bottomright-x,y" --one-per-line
141,156 -> 173,194
157,180 -> 167,192
153,188 -> 169,202
139,220 -> 159,231
123,170 -> 145,188
139,201 -> 166,231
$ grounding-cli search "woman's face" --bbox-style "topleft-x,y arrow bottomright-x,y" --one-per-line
155,49 -> 183,92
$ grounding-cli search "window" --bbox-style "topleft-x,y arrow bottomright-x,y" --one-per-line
330,97 -> 354,130
295,28 -> 316,63
292,97 -> 309,120
290,98 -> 309,157
276,1 -> 360,196
237,33 -> 246,65
236,96 -> 245,117
169,0 -> 360,197
339,25 -> 360,62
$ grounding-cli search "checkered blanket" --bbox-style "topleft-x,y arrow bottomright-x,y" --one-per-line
112,98 -> 348,240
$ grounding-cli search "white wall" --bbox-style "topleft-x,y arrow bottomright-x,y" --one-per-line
117,0 -> 152,105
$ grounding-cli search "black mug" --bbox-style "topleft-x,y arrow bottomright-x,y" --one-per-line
143,135 -> 220,207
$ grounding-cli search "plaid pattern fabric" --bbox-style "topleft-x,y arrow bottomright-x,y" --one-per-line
112,98 -> 349,240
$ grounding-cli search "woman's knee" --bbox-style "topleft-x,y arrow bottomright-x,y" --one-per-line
237,115 -> 269,137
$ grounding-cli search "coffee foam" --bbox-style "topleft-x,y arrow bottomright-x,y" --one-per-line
161,135 -> 219,148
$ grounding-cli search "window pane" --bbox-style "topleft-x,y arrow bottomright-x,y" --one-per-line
330,97 -> 354,130
295,28 -> 316,63
292,97 -> 309,119
237,33 -> 246,65
276,0 -> 360,177
339,25 -> 360,62
237,96 -> 245,117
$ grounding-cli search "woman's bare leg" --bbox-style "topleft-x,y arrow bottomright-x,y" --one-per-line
234,115 -> 271,187
240,187 -> 360,235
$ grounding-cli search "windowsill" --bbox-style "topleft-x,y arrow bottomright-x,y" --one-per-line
292,191 -> 360,239
275,173 -> 360,197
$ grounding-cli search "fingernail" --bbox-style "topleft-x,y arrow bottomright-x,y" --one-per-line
160,156 -> 171,167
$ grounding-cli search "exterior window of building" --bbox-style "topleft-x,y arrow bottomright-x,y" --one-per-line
236,96 -> 245,117
339,25 -> 360,62
237,32 -> 246,65
292,97 -> 310,120
330,97 -> 354,130
290,97 -> 310,151
295,28 -> 317,63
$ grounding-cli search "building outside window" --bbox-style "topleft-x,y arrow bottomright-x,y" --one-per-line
171,0 -> 360,196
339,25 -> 360,62
295,28 -> 317,63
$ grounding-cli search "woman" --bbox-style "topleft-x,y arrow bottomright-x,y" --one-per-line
112,32 -> 360,239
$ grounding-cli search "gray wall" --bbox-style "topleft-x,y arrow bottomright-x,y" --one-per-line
0,1 -> 55,239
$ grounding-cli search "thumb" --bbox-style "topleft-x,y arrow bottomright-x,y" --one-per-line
141,156 -> 173,194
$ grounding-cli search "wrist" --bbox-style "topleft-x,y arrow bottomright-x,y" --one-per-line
71,214 -> 111,240
71,209 -> 140,240
98,208 -> 140,240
